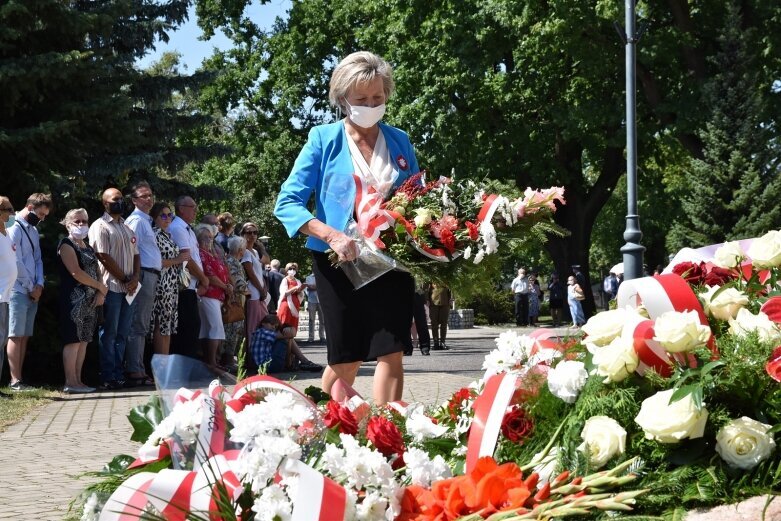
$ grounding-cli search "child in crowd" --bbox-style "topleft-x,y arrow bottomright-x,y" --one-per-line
250,314 -> 323,373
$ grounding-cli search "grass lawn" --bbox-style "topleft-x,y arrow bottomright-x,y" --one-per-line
0,386 -> 61,433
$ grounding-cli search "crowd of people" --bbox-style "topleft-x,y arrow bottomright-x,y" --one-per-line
0,187 -> 331,394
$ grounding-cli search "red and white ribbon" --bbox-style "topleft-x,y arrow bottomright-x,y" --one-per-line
99,472 -> 155,520
194,397 -> 226,470
617,273 -> 714,364
354,174 -> 396,248
282,459 -> 347,521
227,375 -> 315,415
465,372 -> 518,472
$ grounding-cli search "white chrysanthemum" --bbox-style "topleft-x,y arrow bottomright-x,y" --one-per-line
80,493 -> 101,521
405,405 -> 449,442
473,248 -> 485,264
237,436 -> 302,492
482,331 -> 536,375
403,447 -> 452,487
463,245 -> 472,259
230,392 -> 314,445
252,483 -> 293,521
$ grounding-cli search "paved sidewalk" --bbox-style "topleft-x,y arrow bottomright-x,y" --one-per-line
0,324 -> 539,520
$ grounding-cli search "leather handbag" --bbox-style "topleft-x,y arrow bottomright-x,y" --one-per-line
221,300 -> 245,324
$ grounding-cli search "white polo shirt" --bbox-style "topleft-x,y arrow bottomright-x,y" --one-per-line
168,216 -> 202,290
0,230 -> 18,302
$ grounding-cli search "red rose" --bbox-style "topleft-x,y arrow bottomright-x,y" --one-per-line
672,261 -> 705,285
766,346 -> 781,382
465,221 -> 479,241
440,227 -> 456,253
366,415 -> 405,457
500,406 -> 534,444
323,400 -> 359,435
704,266 -> 736,286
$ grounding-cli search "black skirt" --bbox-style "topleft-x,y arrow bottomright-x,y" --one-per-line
312,251 -> 414,365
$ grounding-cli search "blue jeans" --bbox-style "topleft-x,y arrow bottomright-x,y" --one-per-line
125,270 -> 158,374
0,303 -> 8,377
99,290 -> 134,383
568,298 -> 585,326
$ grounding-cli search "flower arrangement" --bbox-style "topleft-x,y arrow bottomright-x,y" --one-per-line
343,173 -> 566,289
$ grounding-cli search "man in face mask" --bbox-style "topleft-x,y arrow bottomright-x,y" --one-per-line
0,196 -> 18,393
88,188 -> 140,390
7,193 -> 51,391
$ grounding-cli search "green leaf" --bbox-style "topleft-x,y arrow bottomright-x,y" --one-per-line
101,454 -> 135,474
669,384 -> 702,408
127,398 -> 164,443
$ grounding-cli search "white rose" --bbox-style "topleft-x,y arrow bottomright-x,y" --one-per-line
547,360 -> 588,403
700,285 -> 749,321
652,310 -> 712,353
413,208 -> 434,228
728,308 -> 781,343
747,230 -> 781,268
712,241 -> 745,269
577,416 -> 627,468
635,389 -> 708,443
592,336 -> 638,383
581,309 -> 630,347
715,417 -> 776,470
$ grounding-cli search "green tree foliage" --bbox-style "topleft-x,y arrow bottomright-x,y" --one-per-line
667,3 -> 781,250
0,0 -> 218,204
190,0 -> 781,305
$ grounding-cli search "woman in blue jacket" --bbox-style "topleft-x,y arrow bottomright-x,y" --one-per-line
275,51 -> 419,405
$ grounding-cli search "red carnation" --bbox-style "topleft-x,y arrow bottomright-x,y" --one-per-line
704,266 -> 736,286
672,261 -> 705,285
366,416 -> 405,457
448,388 -> 474,420
323,400 -> 359,435
440,227 -> 456,253
501,406 -> 534,444
465,221 -> 479,241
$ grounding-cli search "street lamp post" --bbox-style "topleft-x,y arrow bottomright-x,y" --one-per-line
619,0 -> 645,280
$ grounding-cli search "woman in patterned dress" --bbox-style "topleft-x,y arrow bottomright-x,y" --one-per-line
222,235 -> 249,371
150,202 -> 189,355
57,209 -> 108,393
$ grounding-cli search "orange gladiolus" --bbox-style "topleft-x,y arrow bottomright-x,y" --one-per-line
397,456 -> 532,520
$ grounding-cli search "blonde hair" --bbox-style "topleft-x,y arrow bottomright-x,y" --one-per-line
60,208 -> 88,227
329,51 -> 394,113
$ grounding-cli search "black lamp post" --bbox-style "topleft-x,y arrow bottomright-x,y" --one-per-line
618,0 -> 645,280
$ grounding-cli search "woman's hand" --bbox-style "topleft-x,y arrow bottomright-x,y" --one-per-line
326,230 -> 358,262
176,251 -> 191,264
97,283 -> 108,296
93,292 -> 105,307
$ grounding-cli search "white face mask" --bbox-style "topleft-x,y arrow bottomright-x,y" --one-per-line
345,100 -> 385,129
69,224 -> 89,240
287,270 -> 296,277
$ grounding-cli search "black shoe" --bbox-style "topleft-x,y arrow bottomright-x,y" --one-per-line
420,345 -> 430,356
403,349 -> 413,356
299,361 -> 324,373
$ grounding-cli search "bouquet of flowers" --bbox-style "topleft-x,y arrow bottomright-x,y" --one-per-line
341,173 -> 566,288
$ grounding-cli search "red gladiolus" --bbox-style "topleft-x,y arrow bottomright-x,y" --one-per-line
366,415 -> 405,458
766,346 -> 781,382
672,262 -> 705,285
500,406 -> 534,444
323,400 -> 359,435
761,297 -> 781,324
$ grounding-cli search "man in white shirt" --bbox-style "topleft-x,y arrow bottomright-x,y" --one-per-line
0,196 -> 19,392
305,272 -> 325,342
124,181 -> 162,385
168,195 -> 209,358
510,267 -> 530,327
7,193 -> 51,391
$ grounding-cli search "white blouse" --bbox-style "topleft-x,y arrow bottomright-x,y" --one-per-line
345,123 -> 398,198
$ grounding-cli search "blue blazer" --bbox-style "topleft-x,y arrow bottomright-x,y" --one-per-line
275,121 -> 420,252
